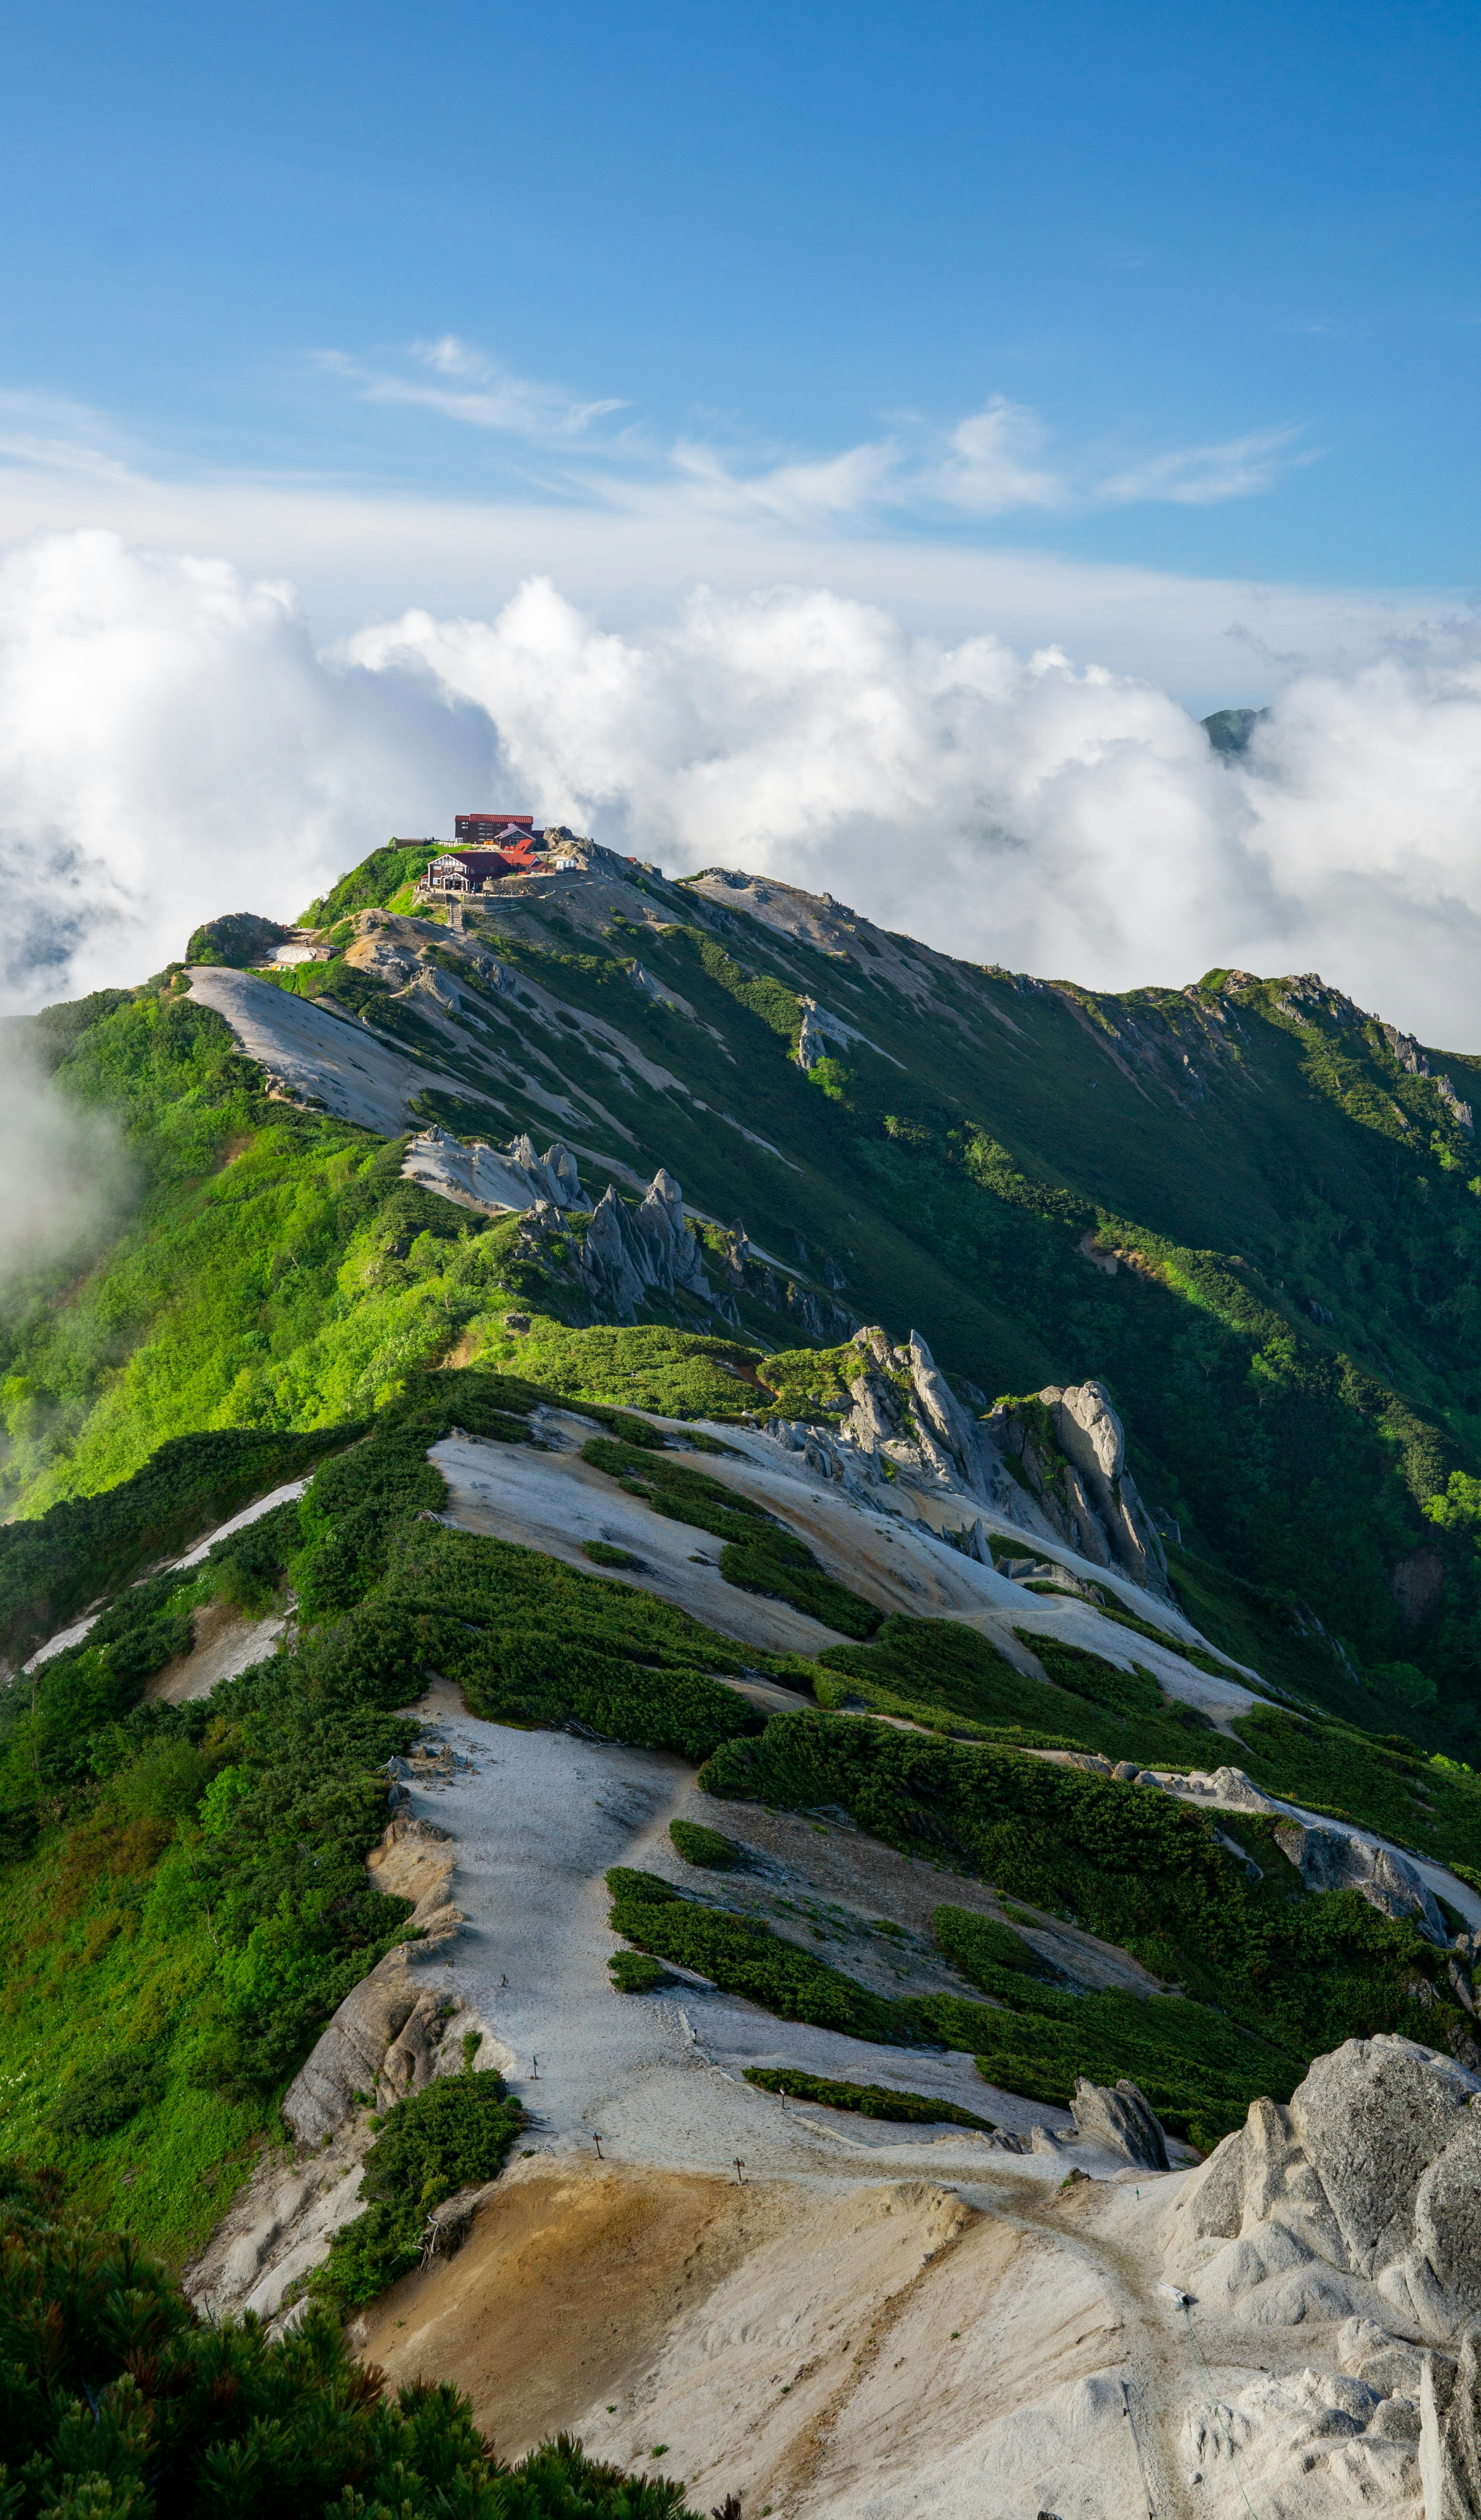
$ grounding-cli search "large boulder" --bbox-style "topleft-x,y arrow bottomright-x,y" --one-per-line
1422,2319 -> 1481,2518
1165,2036 -> 1481,2340
281,1816 -> 465,2146
979,1383 -> 1169,1592
1069,2076 -> 1169,2170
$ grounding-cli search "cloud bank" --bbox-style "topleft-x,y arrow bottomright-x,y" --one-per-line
2,529 -> 1481,1061
0,1044 -> 133,1290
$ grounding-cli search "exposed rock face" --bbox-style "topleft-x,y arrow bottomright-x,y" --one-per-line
794,995 -> 870,1071
1069,2076 -> 1169,2170
766,1417 -> 880,1496
1422,2320 -> 1481,2517
1272,1817 -> 1449,1945
577,1170 -> 713,1320
281,1815 -> 466,2145
401,1126 -> 589,1218
905,1332 -> 992,1501
1165,2036 -> 1481,2341
1381,1022 -> 1475,1135
981,1383 -> 1170,1597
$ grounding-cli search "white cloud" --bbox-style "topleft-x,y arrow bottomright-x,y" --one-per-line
316,337 -> 627,442
312,342 -> 1298,522
921,399 -> 1065,514
351,577 -> 1481,1045
1098,426 -> 1316,506
4,531 -> 1481,1061
0,528 -> 493,1010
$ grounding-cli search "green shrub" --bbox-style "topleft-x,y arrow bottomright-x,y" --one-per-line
814,1616 -> 1218,1768
185,911 -> 291,968
699,1713 -> 1464,2124
49,2047 -> 162,2139
931,1906 -> 1055,1982
0,1422 -> 351,1666
314,2070 -> 527,2309
743,2067 -> 996,2129
584,1539 -> 644,1568
669,1818 -> 742,1868
582,1438 -> 882,1637
0,2181 -> 699,2515
605,1867 -> 907,2044
609,1951 -> 667,1992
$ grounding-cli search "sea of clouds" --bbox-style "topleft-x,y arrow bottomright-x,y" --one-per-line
3,523 -> 1481,1050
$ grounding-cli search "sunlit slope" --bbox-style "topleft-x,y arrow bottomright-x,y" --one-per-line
5,840 -> 1481,1747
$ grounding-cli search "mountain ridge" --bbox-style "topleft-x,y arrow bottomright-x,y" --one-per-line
7,835 -> 1481,1752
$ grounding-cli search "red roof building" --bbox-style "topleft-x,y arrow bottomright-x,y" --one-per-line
455,813 -> 537,847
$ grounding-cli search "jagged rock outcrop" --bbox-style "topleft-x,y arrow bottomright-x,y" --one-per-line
1273,1817 -> 1449,1945
1070,2076 -> 1169,2170
765,1417 -> 879,1495
981,1381 -> 1170,1597
577,1169 -> 713,1320
1165,2036 -> 1481,2340
1382,1023 -> 1475,1135
401,1125 -> 589,1218
795,996 -> 862,1071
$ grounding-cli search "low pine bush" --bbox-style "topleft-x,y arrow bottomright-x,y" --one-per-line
930,1906 -> 1055,1982
609,1951 -> 667,1992
314,2068 -> 527,2310
0,2175 -> 701,2516
582,1437 -> 882,1637
699,1712 -> 1466,2137
743,2067 -> 995,2129
605,1867 -> 907,2045
669,1818 -> 741,1867
48,2047 -> 163,2139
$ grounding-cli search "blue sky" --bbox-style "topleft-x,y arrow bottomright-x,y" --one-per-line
1,0 -> 1478,693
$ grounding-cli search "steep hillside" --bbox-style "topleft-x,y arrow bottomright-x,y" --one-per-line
6,807 -> 1481,2514
6,833 -> 1481,1754
2,1353 -> 1479,2518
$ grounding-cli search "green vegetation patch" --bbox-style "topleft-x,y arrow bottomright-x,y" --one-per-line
743,2066 -> 997,2129
699,1713 -> 1466,2133
812,1615 -> 1215,1768
609,1950 -> 668,1992
0,1368 -> 778,2256
186,910 -> 292,968
584,1539 -> 644,1568
927,1903 -> 1288,2147
0,1421 -> 351,1667
503,1320 -> 762,1420
307,838 -> 442,926
929,1906 -> 1055,1981
753,1344 -> 859,1417
0,2172 -> 698,2516
583,1435 -> 882,1637
313,2068 -> 527,2309
670,1817 -> 743,1867
605,1866 -> 906,2044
